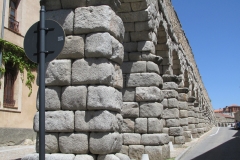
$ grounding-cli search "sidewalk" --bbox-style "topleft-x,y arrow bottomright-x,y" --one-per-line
0,128 -> 215,160
0,145 -> 35,160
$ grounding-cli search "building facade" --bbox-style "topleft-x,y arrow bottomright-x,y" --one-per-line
0,0 -> 39,146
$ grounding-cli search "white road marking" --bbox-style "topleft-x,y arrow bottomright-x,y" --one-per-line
209,127 -> 220,136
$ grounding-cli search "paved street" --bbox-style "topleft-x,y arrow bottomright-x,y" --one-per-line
179,127 -> 240,160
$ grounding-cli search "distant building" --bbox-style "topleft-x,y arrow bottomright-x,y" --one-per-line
214,104 -> 240,117
223,104 -> 240,113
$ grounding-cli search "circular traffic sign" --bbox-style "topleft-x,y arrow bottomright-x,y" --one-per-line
24,20 -> 65,63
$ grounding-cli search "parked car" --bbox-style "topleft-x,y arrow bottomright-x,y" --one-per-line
234,122 -> 240,129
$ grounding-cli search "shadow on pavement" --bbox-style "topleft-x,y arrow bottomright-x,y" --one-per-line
192,129 -> 240,160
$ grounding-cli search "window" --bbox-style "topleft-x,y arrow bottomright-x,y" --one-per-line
8,0 -> 20,33
3,62 -> 17,109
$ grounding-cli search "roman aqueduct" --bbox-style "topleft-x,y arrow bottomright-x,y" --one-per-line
24,0 -> 215,159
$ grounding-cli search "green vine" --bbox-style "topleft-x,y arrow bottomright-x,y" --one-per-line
0,39 -> 37,96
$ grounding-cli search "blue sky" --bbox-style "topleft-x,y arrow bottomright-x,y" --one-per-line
171,0 -> 240,109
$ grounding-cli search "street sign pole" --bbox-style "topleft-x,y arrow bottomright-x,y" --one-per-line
39,1 -> 46,160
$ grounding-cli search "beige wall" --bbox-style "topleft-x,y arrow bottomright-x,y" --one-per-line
0,71 -> 38,128
0,0 -> 39,128
2,0 -> 40,47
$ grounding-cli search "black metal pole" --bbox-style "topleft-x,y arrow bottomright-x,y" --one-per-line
39,1 -> 45,160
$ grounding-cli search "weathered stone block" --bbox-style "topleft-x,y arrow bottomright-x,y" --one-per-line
161,99 -> 168,108
123,133 -> 141,145
162,82 -> 178,90
115,153 -> 130,160
162,128 -> 169,134
87,86 -> 122,112
162,144 -> 170,160
58,35 -> 85,59
89,132 -> 122,154
86,0 -> 121,11
37,87 -> 61,111
188,124 -> 196,129
188,111 -> 196,117
168,98 -> 178,108
124,32 -> 130,43
85,32 -> 124,64
44,60 -> 71,86
146,61 -> 160,74
135,19 -> 155,31
145,146 -> 163,160
169,127 -> 183,136
61,0 -> 86,9
122,118 -> 135,133
46,10 -> 74,35
130,31 -> 152,41
118,3 -> 131,13
138,41 -> 155,53
141,134 -> 169,145
162,108 -> 179,119
180,118 -> 188,126
122,88 -> 135,102
175,136 -> 185,144
61,86 -> 87,111
166,119 -> 180,127
141,53 -> 163,64
45,0 -> 61,11
178,93 -> 188,101
59,133 -> 88,154
75,110 -> 121,132
36,133 -> 59,153
74,6 -> 124,42
131,1 -> 149,11
85,32 -> 112,58
128,145 -> 144,160
120,145 -> 129,155
179,110 -> 188,118
119,7 -> 152,22
72,58 -> 123,89
126,73 -> 162,87
140,102 -> 163,118
128,52 -> 142,61
136,87 -> 163,102
178,102 -> 188,110
135,118 -> 147,133
148,118 -> 163,133
188,117 -> 195,124
191,128 -> 198,134
123,42 -> 138,52
122,102 -> 139,118
34,111 -> 74,132
75,154 -> 96,160
121,62 -> 146,73
98,154 -> 120,160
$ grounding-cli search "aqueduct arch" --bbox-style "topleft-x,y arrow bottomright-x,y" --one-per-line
23,0 -> 215,160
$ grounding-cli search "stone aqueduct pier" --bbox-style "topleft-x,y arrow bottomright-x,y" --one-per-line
24,0 -> 215,159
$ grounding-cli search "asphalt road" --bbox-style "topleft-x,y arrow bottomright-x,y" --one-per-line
179,127 -> 240,160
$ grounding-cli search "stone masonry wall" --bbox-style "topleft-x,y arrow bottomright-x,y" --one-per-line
23,0 -> 215,160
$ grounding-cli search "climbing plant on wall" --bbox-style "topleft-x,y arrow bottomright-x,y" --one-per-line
0,39 -> 37,96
